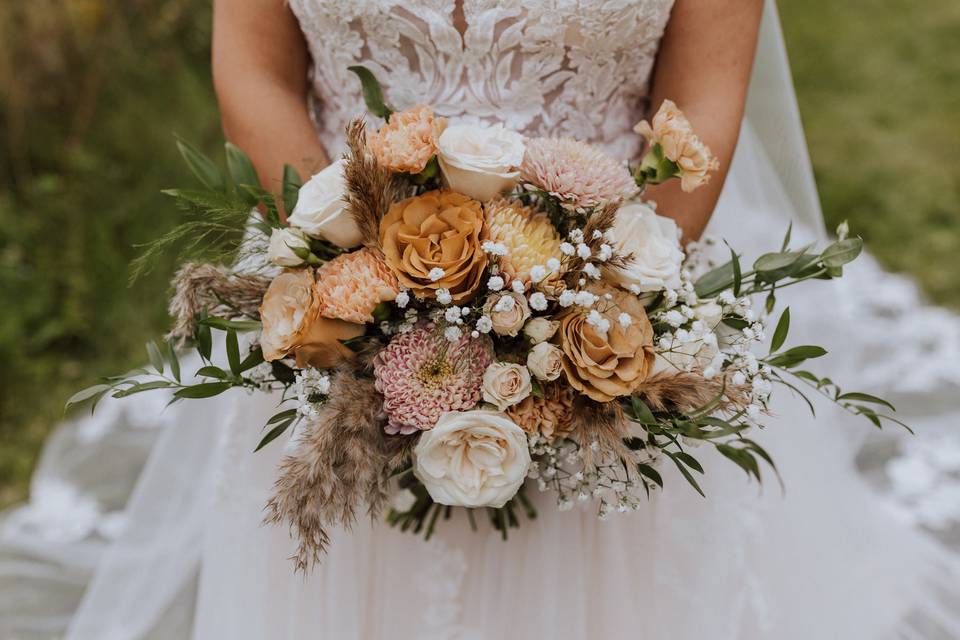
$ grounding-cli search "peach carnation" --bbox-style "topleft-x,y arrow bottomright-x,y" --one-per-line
315,248 -> 400,323
507,384 -> 575,441
484,199 -> 562,288
367,105 -> 446,174
520,137 -> 638,214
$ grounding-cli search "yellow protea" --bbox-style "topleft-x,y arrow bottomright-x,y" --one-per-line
484,199 -> 563,288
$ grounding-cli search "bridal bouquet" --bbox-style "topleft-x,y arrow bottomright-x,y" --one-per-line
69,67 -> 902,570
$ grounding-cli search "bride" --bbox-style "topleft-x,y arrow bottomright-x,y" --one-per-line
3,0 -> 960,638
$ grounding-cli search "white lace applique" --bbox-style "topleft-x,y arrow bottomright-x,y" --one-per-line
288,0 -> 675,159
415,539 -> 483,640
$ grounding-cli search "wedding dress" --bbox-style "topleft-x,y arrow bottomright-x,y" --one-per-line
3,1 -> 960,638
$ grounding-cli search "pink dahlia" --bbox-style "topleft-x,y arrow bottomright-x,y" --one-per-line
374,323 -> 493,434
520,137 -> 638,213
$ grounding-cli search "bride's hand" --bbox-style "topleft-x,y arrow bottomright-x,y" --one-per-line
644,0 -> 765,242
212,0 -> 329,213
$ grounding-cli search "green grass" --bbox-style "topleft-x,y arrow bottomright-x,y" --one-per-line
0,0 -> 957,506
781,0 -> 960,305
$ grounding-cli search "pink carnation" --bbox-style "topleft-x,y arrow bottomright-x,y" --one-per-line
520,137 -> 638,213
374,323 -> 493,434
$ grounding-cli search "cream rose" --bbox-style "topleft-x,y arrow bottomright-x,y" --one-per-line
606,202 -> 684,293
288,159 -> 362,248
267,227 -> 310,267
482,362 -> 532,410
413,410 -> 531,508
437,123 -> 526,201
526,342 -> 563,381
482,291 -> 531,337
523,317 -> 559,344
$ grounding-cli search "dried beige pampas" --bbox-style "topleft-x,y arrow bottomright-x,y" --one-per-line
636,372 -> 751,415
342,119 -> 412,249
167,262 -> 271,342
264,359 -> 416,572
570,396 -> 634,469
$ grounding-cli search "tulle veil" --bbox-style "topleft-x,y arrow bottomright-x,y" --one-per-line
2,2 -> 959,638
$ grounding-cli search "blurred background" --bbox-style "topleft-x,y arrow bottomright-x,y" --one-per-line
0,0 -> 958,508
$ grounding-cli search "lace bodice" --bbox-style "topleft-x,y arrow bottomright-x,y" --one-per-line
288,0 -> 675,160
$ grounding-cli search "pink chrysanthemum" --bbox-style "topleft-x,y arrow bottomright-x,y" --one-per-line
520,137 -> 638,213
315,248 -> 400,324
374,323 -> 493,434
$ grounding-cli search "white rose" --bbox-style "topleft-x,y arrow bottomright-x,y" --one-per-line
287,159 -> 361,248
694,300 -> 724,329
267,227 -> 311,267
607,202 -> 684,293
482,362 -> 532,410
523,317 -> 559,344
437,123 -> 525,201
526,342 -> 563,381
414,410 -> 531,508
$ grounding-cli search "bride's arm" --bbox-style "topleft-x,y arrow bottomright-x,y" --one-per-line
644,0 -> 764,241
212,0 -> 328,198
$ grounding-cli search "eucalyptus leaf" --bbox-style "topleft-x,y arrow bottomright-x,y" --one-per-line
254,419 -> 296,452
282,164 -> 303,214
239,347 -> 265,373
837,392 -> 896,411
347,65 -> 393,119
175,137 -> 223,190
146,341 -> 164,375
65,384 -> 112,410
196,365 -> 229,380
198,317 -> 263,332
694,259 -> 736,298
112,380 -> 176,398
770,307 -> 790,353
766,345 -> 827,369
196,323 -> 212,361
820,237 -> 863,268
174,382 -> 233,399
226,330 -> 241,375
225,142 -> 260,189
165,341 -> 181,382
665,451 -> 706,497
629,395 -> 657,425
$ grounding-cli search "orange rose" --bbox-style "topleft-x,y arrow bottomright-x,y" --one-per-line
367,105 -> 447,174
556,286 -> 655,402
259,269 -> 362,369
379,190 -> 488,302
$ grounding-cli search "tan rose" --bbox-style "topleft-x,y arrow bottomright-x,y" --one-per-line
556,286 -> 656,402
507,384 -> 575,441
634,100 -> 719,193
367,105 -> 447,174
482,291 -> 531,337
293,315 -> 364,370
259,269 -> 362,368
482,362 -> 532,410
526,342 -> 564,381
380,190 -> 488,302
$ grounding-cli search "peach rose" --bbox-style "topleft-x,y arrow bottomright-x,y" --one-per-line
482,362 -> 532,410
259,269 -> 362,369
482,291 -> 531,337
379,190 -> 488,302
634,100 -> 719,193
367,105 -> 447,174
556,286 -> 656,402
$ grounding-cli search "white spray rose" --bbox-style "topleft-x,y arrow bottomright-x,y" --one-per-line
414,410 -> 531,508
526,342 -> 564,381
437,123 -> 525,201
482,362 -> 532,410
287,159 -> 361,248
606,202 -> 684,293
267,227 -> 311,267
523,317 -> 559,344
